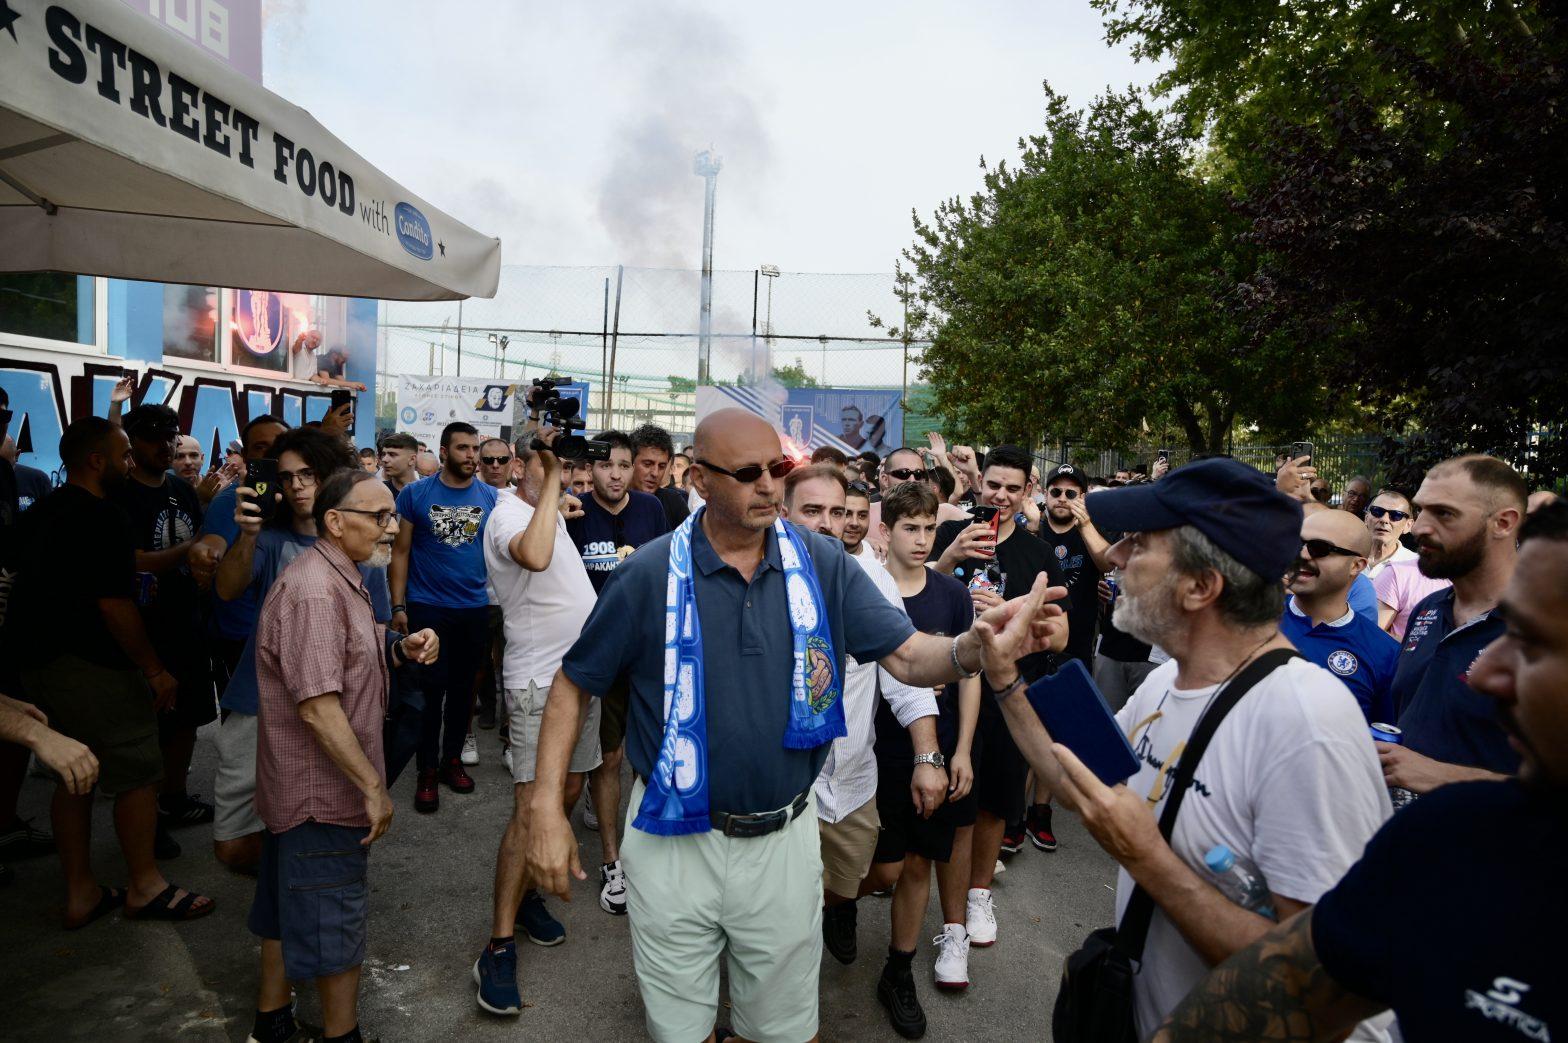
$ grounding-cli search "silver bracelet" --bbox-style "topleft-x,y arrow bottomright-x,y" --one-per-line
950,635 -> 981,679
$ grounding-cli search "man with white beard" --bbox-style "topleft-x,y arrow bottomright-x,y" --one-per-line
986,458 -> 1394,1042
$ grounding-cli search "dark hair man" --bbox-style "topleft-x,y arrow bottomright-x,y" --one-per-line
630,424 -> 692,530
1382,455 -> 1526,796
378,432 -> 420,495
862,481 -> 982,1034
857,450 -> 881,484
479,437 -> 513,490
13,418 -> 214,927
841,482 -> 873,557
989,458 -> 1391,1040
248,470 -> 436,1043
525,408 -> 1066,1043
811,445 -> 850,470
568,429 -> 670,917
841,404 -> 867,450
472,428 -> 605,1013
930,443 -> 1070,942
1153,500 -> 1568,1043
113,404 -> 213,854
209,429 -> 380,871
391,421 -> 499,813
357,447 -> 378,473
1282,508 -> 1401,724
1342,475 -> 1373,518
780,466 -> 943,983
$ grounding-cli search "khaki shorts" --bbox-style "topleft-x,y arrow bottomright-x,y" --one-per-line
507,681 -> 601,784
621,778 -> 823,1043
818,795 -> 881,898
21,655 -> 162,796
212,711 -> 265,842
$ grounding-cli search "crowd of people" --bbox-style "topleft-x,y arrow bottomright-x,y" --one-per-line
0,381 -> 1560,1043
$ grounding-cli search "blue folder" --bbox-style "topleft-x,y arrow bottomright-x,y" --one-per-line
1024,659 -> 1141,786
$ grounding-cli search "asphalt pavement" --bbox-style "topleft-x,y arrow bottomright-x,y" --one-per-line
2,724 -> 1118,1041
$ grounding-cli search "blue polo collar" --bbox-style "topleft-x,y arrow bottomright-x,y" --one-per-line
691,515 -> 784,577
1287,596 -> 1354,629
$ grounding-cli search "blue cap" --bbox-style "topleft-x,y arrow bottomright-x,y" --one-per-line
1085,457 -> 1304,582
1204,844 -> 1236,874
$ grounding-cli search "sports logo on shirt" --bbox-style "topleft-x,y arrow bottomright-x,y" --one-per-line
1462,976 -> 1548,1040
1403,605 -> 1441,652
1327,650 -> 1359,676
428,504 -> 484,547
1054,544 -> 1067,559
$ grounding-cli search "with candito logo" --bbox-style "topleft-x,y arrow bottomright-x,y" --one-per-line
395,202 -> 434,260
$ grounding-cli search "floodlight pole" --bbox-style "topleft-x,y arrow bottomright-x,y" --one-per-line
694,150 -> 722,386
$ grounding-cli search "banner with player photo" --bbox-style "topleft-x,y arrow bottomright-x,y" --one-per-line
395,375 -> 588,447
696,385 -> 903,457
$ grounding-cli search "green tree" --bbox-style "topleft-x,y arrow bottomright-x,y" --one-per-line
767,357 -> 821,389
889,86 -> 1317,454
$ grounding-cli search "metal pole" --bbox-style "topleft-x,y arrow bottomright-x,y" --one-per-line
456,300 -> 464,377
607,264 -> 624,429
694,151 -> 721,385
901,297 -> 910,448
751,268 -> 759,384
601,276 -> 610,409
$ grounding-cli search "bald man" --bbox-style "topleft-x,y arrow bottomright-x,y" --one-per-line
1282,509 -> 1402,723
522,409 -> 1067,1043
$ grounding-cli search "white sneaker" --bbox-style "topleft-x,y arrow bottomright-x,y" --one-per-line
582,801 -> 599,832
461,733 -> 480,766
932,923 -> 971,990
599,859 -> 627,915
502,746 -> 514,775
966,887 -> 997,947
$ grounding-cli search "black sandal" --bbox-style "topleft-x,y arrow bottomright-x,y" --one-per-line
158,794 -> 215,827
126,883 -> 215,922
65,885 -> 126,929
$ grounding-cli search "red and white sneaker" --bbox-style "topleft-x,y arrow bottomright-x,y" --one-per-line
933,922 -> 971,990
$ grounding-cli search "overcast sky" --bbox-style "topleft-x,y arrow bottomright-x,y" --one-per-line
263,1 -> 1163,276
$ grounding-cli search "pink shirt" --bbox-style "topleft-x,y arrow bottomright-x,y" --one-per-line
1373,558 -> 1451,641
254,540 -> 390,833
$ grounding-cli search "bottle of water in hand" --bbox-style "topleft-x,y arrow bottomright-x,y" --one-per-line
1204,844 -> 1277,920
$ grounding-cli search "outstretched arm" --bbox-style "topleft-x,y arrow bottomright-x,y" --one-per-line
1150,909 -> 1385,1043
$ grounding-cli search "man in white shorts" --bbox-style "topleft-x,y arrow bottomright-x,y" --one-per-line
471,428 -> 603,1016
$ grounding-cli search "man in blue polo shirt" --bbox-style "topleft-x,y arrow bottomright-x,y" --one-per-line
1384,456 -> 1524,794
1282,508 -> 1400,723
391,421 -> 499,814
523,409 -> 1067,1043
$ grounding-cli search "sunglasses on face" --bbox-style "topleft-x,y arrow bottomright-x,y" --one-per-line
0,407 -> 12,426
1048,487 -> 1081,499
1366,505 -> 1410,522
885,467 -> 931,481
697,457 -> 796,484
481,455 -> 511,466
1300,538 -> 1361,560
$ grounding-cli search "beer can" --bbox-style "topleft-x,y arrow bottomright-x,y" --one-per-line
133,571 -> 156,607
1106,572 -> 1120,606
1369,722 -> 1402,744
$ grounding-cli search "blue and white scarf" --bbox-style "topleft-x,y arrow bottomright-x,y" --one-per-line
634,507 -> 843,836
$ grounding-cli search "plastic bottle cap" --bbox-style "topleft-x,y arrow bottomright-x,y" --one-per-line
1204,844 -> 1236,873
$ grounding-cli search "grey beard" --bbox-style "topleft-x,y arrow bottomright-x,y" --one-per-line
1112,571 -> 1184,648
367,544 -> 392,569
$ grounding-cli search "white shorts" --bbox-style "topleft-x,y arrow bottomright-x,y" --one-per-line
506,681 -> 602,784
212,711 -> 264,842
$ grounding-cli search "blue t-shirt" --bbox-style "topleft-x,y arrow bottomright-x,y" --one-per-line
565,490 -> 670,594
1280,599 -> 1401,724
1313,781 -> 1563,1042
1348,572 -> 1378,619
219,529 -> 391,715
562,519 -> 917,815
395,475 -> 497,609
1392,588 -> 1516,775
200,485 -> 260,641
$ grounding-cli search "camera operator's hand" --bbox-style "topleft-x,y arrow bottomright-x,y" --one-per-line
558,493 -> 585,520
234,486 -> 266,538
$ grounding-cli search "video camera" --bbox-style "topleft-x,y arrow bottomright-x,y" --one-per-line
528,377 -> 611,461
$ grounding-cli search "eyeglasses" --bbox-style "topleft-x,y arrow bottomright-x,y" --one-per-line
1300,538 -> 1361,559
1366,505 -> 1410,522
278,468 -> 317,488
1048,487 -> 1081,499
336,508 -> 400,527
885,467 -> 930,481
481,455 -> 511,466
696,458 -> 796,483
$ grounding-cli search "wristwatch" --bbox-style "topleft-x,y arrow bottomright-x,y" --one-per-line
913,751 -> 946,769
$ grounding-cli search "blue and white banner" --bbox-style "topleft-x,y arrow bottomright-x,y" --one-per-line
396,375 -> 589,447
697,385 -> 903,456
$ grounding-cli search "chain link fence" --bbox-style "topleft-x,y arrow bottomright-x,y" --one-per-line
376,265 -> 931,442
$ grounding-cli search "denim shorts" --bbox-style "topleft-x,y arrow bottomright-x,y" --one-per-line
248,821 -> 371,980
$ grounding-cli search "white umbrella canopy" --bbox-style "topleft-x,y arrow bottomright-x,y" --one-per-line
0,0 -> 500,301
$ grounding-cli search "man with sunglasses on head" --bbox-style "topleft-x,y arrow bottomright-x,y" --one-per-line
1366,488 -> 1450,640
524,409 -> 1067,1043
1281,508 -> 1401,725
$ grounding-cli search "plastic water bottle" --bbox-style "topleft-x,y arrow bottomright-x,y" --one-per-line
1204,844 -> 1277,920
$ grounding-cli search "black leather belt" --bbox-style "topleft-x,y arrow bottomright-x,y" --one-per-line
710,790 -> 810,838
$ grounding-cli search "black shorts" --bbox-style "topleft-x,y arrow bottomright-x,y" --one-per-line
872,756 -> 979,865
156,640 -> 218,733
973,703 -> 1028,824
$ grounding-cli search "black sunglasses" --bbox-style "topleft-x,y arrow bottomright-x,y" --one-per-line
1366,505 -> 1410,522
847,480 -> 875,495
696,457 -> 796,483
885,467 -> 930,481
1048,487 -> 1081,499
1301,538 -> 1361,559
481,455 -> 511,466
0,407 -> 11,426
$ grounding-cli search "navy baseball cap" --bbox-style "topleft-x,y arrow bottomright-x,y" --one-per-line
1085,457 -> 1304,581
1044,464 -> 1087,492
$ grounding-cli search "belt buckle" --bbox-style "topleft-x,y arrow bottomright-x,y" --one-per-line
724,810 -> 782,838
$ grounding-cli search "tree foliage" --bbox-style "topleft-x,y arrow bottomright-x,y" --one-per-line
890,87 -> 1315,454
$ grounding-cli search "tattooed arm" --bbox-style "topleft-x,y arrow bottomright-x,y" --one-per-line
1149,909 -> 1385,1042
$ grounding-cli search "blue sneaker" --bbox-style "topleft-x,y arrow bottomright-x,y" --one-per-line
516,889 -> 566,946
473,941 -> 522,1015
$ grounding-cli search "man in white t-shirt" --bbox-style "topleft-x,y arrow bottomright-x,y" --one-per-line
471,429 -> 604,1017
987,458 -> 1391,1041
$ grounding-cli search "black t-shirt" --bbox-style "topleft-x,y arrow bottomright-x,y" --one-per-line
1095,527 -> 1153,663
874,569 -> 973,762
566,490 -> 670,594
0,458 -> 17,531
932,518 -> 1065,686
1312,781 -> 1564,1041
655,484 -> 690,530
1037,523 -> 1101,665
14,484 -> 138,669
110,474 -> 203,638
14,463 -> 53,512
